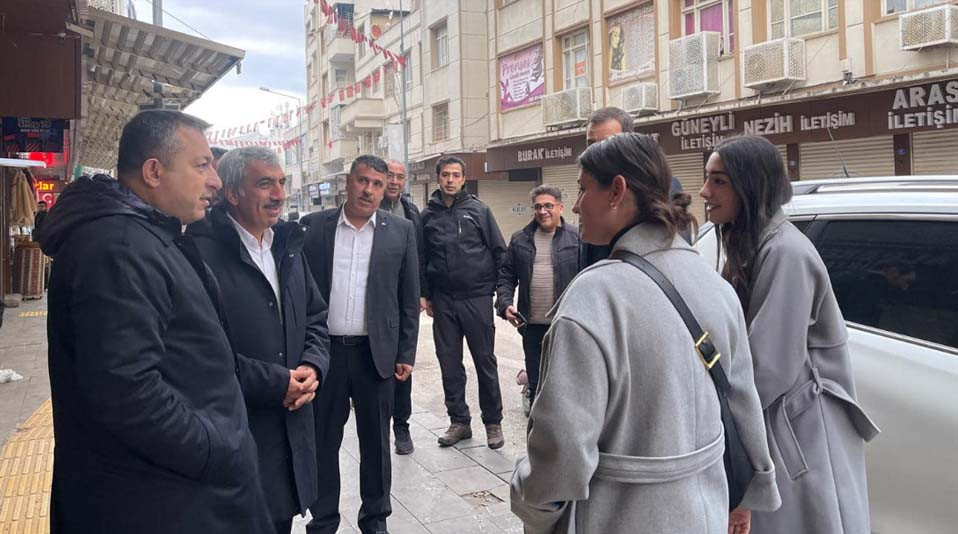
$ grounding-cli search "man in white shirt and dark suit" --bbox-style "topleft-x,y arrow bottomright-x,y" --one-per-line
303,154 -> 420,534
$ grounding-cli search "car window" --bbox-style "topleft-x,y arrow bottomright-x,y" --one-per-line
817,219 -> 958,349
792,220 -> 812,234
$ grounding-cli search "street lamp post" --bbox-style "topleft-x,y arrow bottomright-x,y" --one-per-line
259,86 -> 307,215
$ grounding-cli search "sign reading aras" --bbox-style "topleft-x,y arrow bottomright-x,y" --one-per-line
641,78 -> 958,154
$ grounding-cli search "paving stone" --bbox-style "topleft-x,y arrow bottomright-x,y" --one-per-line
435,466 -> 506,496
461,446 -> 517,474
394,484 -> 475,525
409,411 -> 448,431
424,514 -> 504,534
408,441 -> 478,473
490,484 -> 511,503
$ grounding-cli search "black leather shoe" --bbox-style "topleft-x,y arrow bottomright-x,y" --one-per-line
394,426 -> 414,455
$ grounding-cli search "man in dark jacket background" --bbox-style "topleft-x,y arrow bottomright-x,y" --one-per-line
382,158 -> 422,455
33,110 -> 272,534
496,185 -> 580,411
186,147 -> 331,534
420,155 -> 507,449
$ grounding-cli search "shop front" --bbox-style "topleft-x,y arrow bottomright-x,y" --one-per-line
633,75 -> 958,188
486,135 -> 587,232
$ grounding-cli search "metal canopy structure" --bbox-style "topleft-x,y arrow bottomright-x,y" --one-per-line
75,7 -> 244,169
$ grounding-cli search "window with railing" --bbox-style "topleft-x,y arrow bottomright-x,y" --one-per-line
682,0 -> 735,54
358,24 -> 366,58
432,103 -> 449,142
769,0 -> 838,39
607,3 -> 655,82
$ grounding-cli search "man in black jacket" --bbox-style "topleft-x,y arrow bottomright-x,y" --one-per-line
496,185 -> 580,411
420,155 -> 507,449
303,155 -> 420,534
382,158 -> 422,455
186,147 -> 331,534
33,110 -> 272,534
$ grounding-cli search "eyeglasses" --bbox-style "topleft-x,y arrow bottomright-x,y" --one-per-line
533,203 -> 556,212
387,172 -> 406,181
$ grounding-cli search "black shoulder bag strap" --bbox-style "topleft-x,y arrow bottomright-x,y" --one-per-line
611,249 -> 753,510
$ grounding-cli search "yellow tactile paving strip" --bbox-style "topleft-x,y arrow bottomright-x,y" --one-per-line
0,400 -> 53,534
16,312 -> 47,318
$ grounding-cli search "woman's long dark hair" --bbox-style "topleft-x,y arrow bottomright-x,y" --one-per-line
713,136 -> 793,311
578,133 -> 696,240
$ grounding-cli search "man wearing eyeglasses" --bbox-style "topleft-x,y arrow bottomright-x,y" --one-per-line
496,185 -> 580,413
382,159 -> 422,455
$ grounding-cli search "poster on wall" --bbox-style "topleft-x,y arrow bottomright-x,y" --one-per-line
499,44 -> 545,111
2,117 -> 66,153
608,4 -> 656,83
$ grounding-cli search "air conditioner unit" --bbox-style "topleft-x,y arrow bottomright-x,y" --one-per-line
543,87 -> 593,128
900,5 -> 958,50
743,38 -> 806,90
668,32 -> 721,100
622,83 -> 658,115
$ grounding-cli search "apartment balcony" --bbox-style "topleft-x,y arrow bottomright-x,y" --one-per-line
322,137 -> 359,164
341,97 -> 385,130
327,34 -> 354,63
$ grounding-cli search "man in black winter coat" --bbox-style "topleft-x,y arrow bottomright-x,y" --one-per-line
382,159 -> 422,455
420,155 -> 508,449
496,185 -> 580,409
33,110 -> 273,534
186,147 -> 331,534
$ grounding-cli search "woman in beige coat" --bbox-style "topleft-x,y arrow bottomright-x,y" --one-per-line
510,133 -> 780,534
700,135 -> 880,534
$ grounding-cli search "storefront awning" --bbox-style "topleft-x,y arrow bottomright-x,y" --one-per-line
75,8 -> 244,169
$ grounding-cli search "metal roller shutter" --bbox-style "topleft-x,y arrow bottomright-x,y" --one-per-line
799,136 -> 895,180
667,153 -> 706,224
913,130 -> 958,175
478,179 -> 539,240
542,164 -> 581,227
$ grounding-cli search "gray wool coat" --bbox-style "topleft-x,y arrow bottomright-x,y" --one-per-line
510,224 -> 781,534
746,211 -> 880,534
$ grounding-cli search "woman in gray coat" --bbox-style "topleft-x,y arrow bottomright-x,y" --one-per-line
700,135 -> 881,534
511,133 -> 781,534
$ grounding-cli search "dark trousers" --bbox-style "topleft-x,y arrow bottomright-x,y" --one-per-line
392,373 -> 412,429
520,323 -> 549,400
308,338 -> 394,534
273,519 -> 293,534
431,292 -> 503,426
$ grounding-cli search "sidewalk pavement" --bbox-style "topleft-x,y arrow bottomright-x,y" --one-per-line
0,296 -> 531,533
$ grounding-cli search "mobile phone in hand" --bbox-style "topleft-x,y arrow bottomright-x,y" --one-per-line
514,311 -> 528,326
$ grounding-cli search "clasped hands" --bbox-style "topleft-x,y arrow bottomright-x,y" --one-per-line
284,364 -> 319,411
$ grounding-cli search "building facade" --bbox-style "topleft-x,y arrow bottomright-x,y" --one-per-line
304,0 -> 506,218
483,0 -> 958,229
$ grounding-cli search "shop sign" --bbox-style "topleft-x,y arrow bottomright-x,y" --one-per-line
499,43 -> 545,111
486,135 -> 587,171
511,202 -> 529,217
319,182 -> 331,191
35,179 -> 64,206
2,117 -> 66,153
308,183 -> 320,198
638,78 -> 958,154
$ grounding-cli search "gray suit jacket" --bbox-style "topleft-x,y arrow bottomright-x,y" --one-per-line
303,208 -> 420,379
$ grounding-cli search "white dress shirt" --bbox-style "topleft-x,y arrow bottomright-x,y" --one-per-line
327,210 -> 376,336
228,213 -> 281,314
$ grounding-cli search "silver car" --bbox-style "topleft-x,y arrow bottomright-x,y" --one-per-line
695,176 -> 958,534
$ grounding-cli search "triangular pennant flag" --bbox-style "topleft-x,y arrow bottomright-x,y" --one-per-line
339,89 -> 345,101
372,69 -> 381,83
346,86 -> 354,98
363,76 -> 372,88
